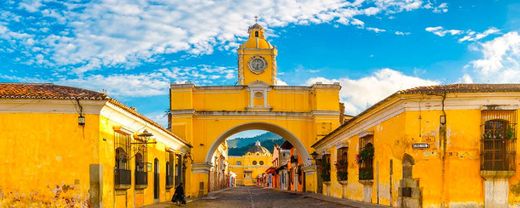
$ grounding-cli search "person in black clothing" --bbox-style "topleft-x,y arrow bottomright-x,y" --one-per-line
171,183 -> 186,205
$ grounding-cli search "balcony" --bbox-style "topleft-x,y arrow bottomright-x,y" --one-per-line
115,169 -> 131,190
480,121 -> 516,178
135,171 -> 148,189
358,167 -> 373,181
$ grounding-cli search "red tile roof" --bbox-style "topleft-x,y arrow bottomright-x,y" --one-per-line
0,83 -> 107,100
313,84 -> 520,148
398,84 -> 520,95
0,83 -> 191,147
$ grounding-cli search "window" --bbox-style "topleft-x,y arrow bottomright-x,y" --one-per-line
255,31 -> 259,37
358,135 -> 374,180
166,152 -> 174,188
321,154 -> 331,182
114,131 -> 131,188
175,154 -> 183,186
259,161 -> 264,165
481,110 -> 517,171
237,161 -> 242,165
253,160 -> 257,165
134,152 -> 147,189
336,147 -> 348,181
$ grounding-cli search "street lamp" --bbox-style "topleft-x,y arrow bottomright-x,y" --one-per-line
310,151 -> 319,160
131,129 -> 157,145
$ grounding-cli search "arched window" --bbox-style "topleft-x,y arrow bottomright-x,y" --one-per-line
336,147 -> 348,181
358,135 -> 374,180
135,153 -> 147,188
135,153 -> 144,172
255,31 -> 259,37
166,152 -> 174,188
115,147 -> 128,170
115,147 -> 131,188
321,154 -> 331,182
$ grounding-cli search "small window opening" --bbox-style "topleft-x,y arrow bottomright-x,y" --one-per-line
255,31 -> 259,37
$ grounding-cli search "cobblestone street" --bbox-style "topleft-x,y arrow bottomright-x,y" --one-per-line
151,186 -> 351,208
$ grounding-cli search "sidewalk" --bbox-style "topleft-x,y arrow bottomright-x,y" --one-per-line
141,188 -> 231,208
267,187 -> 391,208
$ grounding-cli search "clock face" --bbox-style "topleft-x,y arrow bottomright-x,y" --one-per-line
248,56 -> 267,74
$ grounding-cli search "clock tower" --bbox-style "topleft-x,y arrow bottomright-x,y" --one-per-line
237,23 -> 278,85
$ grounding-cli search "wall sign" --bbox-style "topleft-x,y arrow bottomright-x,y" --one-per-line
412,143 -> 430,149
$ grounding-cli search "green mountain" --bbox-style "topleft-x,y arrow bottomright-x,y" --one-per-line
227,132 -> 285,156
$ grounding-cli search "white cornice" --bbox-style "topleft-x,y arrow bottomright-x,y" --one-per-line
0,99 -> 105,114
191,162 -> 212,173
170,110 -> 339,117
171,109 -> 195,115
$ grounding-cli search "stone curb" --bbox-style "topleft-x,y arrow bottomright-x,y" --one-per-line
264,187 -> 390,208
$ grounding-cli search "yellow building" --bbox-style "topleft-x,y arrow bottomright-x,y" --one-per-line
312,84 -> 520,208
0,83 -> 191,207
169,23 -> 342,197
228,141 -> 273,186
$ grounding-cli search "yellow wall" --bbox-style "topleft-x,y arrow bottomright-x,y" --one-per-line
0,112 -> 99,206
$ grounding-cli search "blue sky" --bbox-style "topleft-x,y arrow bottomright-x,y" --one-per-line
0,0 -> 519,130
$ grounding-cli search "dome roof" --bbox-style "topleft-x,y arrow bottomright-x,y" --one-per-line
240,23 -> 274,49
248,23 -> 264,32
245,141 -> 271,155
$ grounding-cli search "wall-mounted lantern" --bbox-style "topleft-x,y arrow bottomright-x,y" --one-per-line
310,151 -> 319,160
78,115 -> 85,126
183,152 -> 193,163
440,115 -> 446,125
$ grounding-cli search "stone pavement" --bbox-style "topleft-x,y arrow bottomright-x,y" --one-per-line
143,186 -> 390,208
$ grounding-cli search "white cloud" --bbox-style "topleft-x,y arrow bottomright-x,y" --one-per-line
276,78 -> 288,86
366,27 -> 386,33
433,2 -> 448,13
458,74 -> 474,83
467,32 -> 520,82
58,73 -> 170,97
18,0 -> 42,13
425,26 -> 463,37
1,64 -> 237,97
458,27 -> 500,42
426,26 -> 500,42
306,68 -> 438,114
145,111 -> 169,128
394,31 -> 411,36
2,0 -> 447,73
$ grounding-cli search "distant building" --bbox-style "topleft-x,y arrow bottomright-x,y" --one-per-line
228,141 -> 272,186
209,141 -> 230,192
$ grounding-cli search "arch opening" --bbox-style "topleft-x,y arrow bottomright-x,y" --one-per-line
205,122 -> 311,166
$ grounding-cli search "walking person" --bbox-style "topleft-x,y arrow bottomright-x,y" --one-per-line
171,183 -> 186,206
